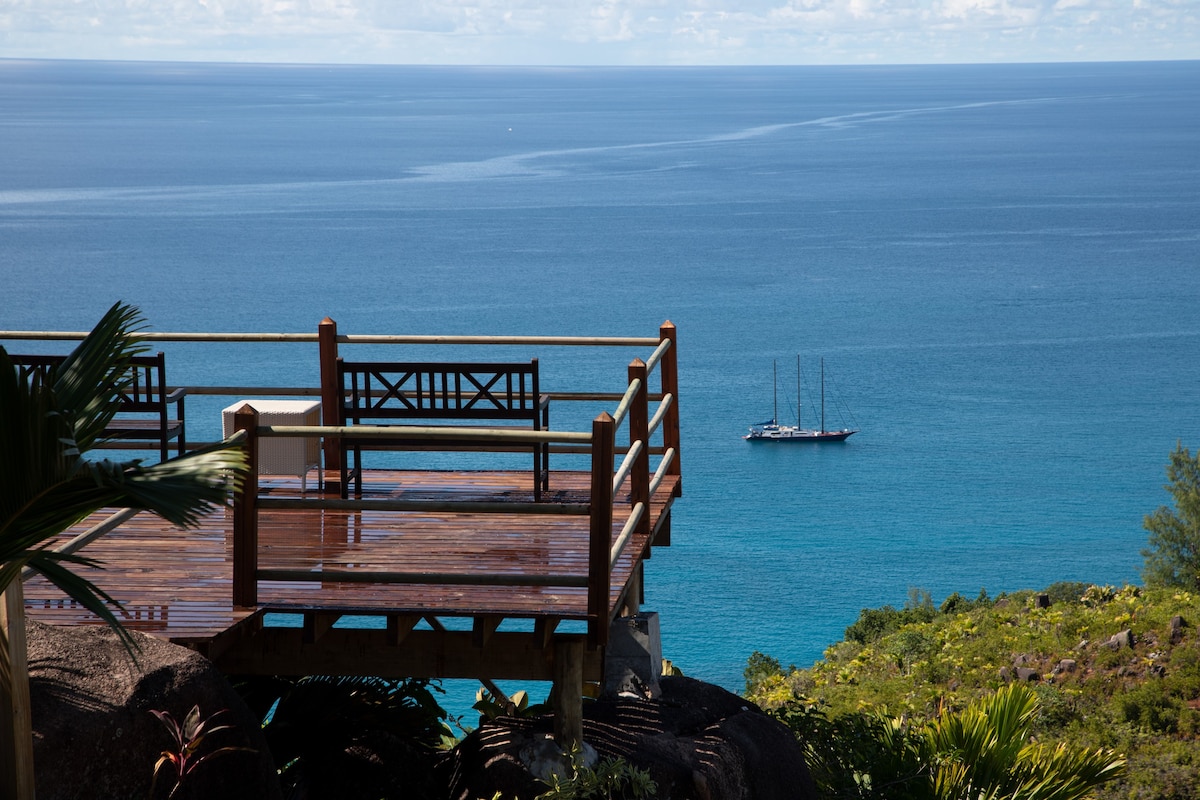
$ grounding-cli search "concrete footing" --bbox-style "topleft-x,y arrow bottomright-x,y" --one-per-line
602,612 -> 662,700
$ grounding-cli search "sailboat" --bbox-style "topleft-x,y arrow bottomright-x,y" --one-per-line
744,356 -> 858,442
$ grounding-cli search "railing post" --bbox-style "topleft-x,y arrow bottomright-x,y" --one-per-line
659,320 -> 681,490
628,358 -> 650,535
588,413 -> 614,649
232,405 -> 259,609
318,317 -> 341,487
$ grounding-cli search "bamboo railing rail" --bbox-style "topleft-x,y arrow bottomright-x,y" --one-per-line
228,409 -> 641,644
2,321 -> 681,463
0,330 -> 660,347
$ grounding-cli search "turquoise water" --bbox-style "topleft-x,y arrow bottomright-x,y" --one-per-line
3,59 -> 1200,696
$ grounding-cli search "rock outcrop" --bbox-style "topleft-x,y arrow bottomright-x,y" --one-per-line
22,621 -> 811,800
443,675 -> 815,800
25,620 -> 281,800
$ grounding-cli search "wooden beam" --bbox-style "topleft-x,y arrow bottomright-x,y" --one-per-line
472,616 -> 503,648
653,508 -> 671,547
387,614 -> 419,646
189,609 -> 265,662
1,582 -> 35,800
589,414 -> 614,649
658,321 -> 681,487
302,611 -> 341,644
627,358 -> 651,542
533,617 -> 560,649
618,564 -> 642,618
551,635 -> 585,747
212,627 -> 603,683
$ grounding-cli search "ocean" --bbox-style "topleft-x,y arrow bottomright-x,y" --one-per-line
2,58 -> 1199,698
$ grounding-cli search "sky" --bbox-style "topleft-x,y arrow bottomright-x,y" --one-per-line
0,0 -> 1197,66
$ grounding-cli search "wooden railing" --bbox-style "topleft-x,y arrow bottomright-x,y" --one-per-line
3,320 -> 681,647
0,319 -> 682,472
227,324 -> 678,647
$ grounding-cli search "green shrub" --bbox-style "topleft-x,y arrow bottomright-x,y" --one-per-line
536,744 -> 657,800
1043,581 -> 1094,605
845,603 -> 937,645
886,629 -> 935,671
744,650 -> 784,695
1119,681 -> 1181,733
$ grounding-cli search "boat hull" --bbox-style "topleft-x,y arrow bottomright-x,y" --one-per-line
744,427 -> 857,442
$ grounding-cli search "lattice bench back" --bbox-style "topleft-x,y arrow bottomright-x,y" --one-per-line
336,359 -> 550,498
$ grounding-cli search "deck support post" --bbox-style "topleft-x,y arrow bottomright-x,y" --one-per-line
232,405 -> 260,609
588,414 -> 614,649
654,509 -> 671,548
619,564 -> 642,618
0,581 -> 35,800
551,635 -> 586,748
317,317 -> 341,486
658,321 -> 681,490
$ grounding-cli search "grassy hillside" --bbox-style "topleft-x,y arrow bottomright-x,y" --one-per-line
744,583 -> 1200,800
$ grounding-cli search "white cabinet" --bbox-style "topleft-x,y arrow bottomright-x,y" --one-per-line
222,400 -> 322,492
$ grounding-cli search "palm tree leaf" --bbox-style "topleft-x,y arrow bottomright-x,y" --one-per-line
3,301 -> 249,658
51,302 -> 148,450
17,548 -> 140,655
0,346 -> 77,522
1,441 -> 247,556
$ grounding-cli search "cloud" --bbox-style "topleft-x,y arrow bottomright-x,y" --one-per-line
0,0 -> 1195,64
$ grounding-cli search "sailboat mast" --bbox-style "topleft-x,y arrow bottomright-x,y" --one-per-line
773,359 -> 778,425
820,357 -> 826,434
796,354 -> 801,428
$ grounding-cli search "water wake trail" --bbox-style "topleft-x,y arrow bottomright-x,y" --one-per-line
0,96 -> 1077,204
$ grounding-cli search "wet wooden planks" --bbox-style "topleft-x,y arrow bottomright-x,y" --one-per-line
22,469 -> 679,649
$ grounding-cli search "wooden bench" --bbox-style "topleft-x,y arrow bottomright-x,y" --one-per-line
337,358 -> 550,500
10,352 -> 186,462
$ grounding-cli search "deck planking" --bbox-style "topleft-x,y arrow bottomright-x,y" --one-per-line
22,468 -> 678,651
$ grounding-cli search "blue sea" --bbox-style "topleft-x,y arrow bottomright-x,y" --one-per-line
3,59 -> 1200,698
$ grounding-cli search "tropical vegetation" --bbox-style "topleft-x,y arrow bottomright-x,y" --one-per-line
745,582 -> 1200,799
0,301 -> 247,646
233,674 -> 453,799
1,301 -> 247,798
1142,442 -> 1200,591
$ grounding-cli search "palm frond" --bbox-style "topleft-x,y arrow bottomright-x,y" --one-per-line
1,441 -> 248,560
2,302 -> 248,659
15,549 -> 140,655
52,302 -> 148,450
0,345 -> 77,523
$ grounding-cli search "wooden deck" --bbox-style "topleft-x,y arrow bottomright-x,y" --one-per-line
8,318 -> 683,744
23,467 -> 679,679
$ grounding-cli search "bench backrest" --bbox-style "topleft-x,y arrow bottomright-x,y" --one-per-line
10,352 -> 171,413
338,359 -> 543,426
